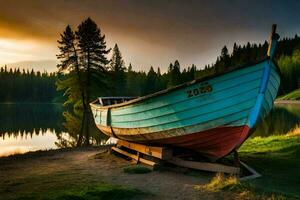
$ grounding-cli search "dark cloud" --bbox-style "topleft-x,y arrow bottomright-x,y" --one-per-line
0,0 -> 300,71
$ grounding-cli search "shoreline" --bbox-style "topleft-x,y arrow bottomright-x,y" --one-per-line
0,146 -> 104,161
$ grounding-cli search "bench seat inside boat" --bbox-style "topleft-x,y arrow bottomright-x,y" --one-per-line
95,97 -> 137,106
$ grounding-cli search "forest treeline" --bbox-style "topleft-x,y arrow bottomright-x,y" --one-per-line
0,67 -> 57,102
1,25 -> 300,103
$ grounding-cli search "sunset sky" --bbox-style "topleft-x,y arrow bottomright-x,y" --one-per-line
0,0 -> 300,72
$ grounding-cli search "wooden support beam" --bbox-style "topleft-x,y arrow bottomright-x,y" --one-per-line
111,146 -> 157,167
111,146 -> 138,160
117,140 -> 172,160
239,161 -> 261,181
168,157 -> 240,174
139,157 -> 157,167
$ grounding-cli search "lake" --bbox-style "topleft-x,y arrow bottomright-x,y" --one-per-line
0,103 -> 65,157
1,103 -> 300,157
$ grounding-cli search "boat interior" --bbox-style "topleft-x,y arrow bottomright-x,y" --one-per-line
92,97 -> 137,106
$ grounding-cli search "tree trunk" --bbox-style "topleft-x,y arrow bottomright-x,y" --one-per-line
76,111 -> 85,146
72,44 -> 87,147
84,49 -> 91,146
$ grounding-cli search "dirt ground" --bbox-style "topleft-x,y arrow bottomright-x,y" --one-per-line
0,147 -> 247,200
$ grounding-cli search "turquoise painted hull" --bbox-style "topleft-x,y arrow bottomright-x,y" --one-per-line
90,58 -> 280,159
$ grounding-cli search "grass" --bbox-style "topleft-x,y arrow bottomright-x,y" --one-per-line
123,165 -> 152,174
239,132 -> 300,198
197,131 -> 300,199
287,124 -> 300,135
13,183 -> 144,200
55,183 -> 144,200
277,88 -> 300,100
198,173 -> 242,192
196,173 -> 287,200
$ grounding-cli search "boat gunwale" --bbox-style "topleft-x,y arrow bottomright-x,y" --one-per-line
90,56 -> 279,110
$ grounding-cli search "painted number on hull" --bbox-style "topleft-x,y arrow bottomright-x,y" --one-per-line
187,83 -> 212,98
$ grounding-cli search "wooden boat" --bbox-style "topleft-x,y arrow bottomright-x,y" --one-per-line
90,25 -> 281,160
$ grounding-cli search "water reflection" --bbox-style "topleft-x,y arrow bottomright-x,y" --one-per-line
0,103 -> 107,157
0,103 -> 65,156
0,129 -> 61,157
0,103 -> 64,138
253,103 -> 300,137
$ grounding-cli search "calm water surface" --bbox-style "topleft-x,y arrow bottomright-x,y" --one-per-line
253,103 -> 300,137
1,103 -> 300,157
0,103 -> 65,156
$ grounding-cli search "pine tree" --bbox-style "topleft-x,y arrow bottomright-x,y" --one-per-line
110,43 -> 126,95
128,63 -> 133,72
155,67 -> 164,91
221,45 -> 231,68
110,44 -> 125,72
157,67 -> 161,76
146,66 -> 157,94
189,64 -> 196,81
75,17 -> 110,145
167,60 -> 181,87
56,25 -> 86,146
126,63 -> 137,96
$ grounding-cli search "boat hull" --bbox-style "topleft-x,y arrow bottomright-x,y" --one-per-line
148,125 -> 250,159
98,124 -> 250,159
91,58 -> 280,160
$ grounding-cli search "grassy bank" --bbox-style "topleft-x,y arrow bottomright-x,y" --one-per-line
198,131 -> 300,199
239,132 -> 300,198
278,88 -> 300,100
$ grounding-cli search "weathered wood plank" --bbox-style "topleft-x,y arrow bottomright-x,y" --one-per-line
111,146 -> 157,167
138,157 -> 157,167
168,157 -> 240,174
112,146 -> 138,160
117,140 -> 172,160
239,161 -> 261,181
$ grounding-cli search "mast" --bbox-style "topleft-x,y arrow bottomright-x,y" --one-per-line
267,24 -> 280,59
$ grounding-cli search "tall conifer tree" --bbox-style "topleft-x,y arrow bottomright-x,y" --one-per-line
56,18 -> 110,146
75,17 -> 110,145
110,44 -> 126,95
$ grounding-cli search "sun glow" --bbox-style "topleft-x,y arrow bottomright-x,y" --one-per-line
0,38 -> 56,66
0,38 -> 37,64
